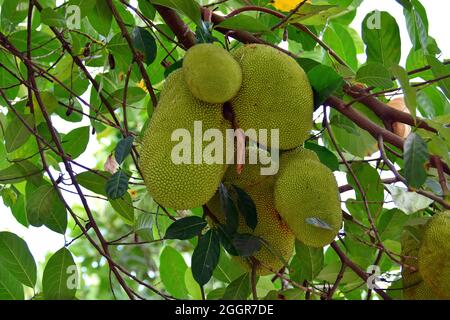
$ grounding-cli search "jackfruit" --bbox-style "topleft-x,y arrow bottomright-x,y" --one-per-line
140,69 -> 231,210
418,211 -> 450,299
274,152 -> 342,247
230,44 -> 313,150
207,180 -> 295,275
183,43 -> 242,104
400,229 -> 442,300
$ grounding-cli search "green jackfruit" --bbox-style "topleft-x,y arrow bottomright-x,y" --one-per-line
274,152 -> 342,247
231,44 -> 313,150
401,229 -> 441,300
183,43 -> 242,104
418,211 -> 450,299
207,180 -> 295,275
140,70 -> 231,210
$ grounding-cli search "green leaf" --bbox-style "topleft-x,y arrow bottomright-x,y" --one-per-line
134,212 -> 154,241
0,264 -> 24,300
304,142 -> 339,171
307,64 -> 344,108
191,230 -> 220,286
217,15 -> 270,33
33,91 -> 60,124
426,55 -> 450,98
386,185 -> 433,214
105,170 -> 129,199
5,114 -> 34,153
377,208 -> 411,240
356,63 -> 394,89
165,216 -> 207,240
131,27 -> 157,65
0,161 -> 42,185
88,0 -> 112,36
26,184 -> 67,234
213,248 -> 246,283
0,0 -> 28,31
159,246 -> 188,299
232,233 -> 261,257
184,268 -> 202,299
138,0 -> 156,20
215,224 -> 239,256
61,126 -> 90,160
362,11 -> 401,67
232,185 -> 257,230
115,136 -> 134,165
390,65 -> 417,117
290,240 -> 324,282
76,170 -> 108,196
41,7 -> 66,28
218,183 -> 239,233
0,232 -> 37,288
150,0 -> 201,25
109,193 -> 135,224
222,273 -> 251,300
323,23 -> 358,71
403,133 -> 429,189
403,0 -> 429,52
42,248 -> 77,300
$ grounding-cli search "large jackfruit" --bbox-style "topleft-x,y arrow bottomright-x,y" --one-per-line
183,43 -> 242,104
274,152 -> 342,247
418,211 -> 450,299
140,70 -> 231,210
207,180 -> 295,275
401,229 -> 441,300
230,44 -> 313,150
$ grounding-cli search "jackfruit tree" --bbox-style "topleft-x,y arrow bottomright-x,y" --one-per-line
0,0 -> 448,302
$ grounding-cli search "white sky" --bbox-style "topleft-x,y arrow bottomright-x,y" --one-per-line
0,1 -> 449,264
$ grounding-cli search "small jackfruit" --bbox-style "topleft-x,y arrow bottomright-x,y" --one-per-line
274,152 -> 342,247
418,211 -> 450,299
140,69 -> 231,210
183,43 -> 243,104
231,44 -> 313,150
207,181 -> 295,275
401,230 -> 442,300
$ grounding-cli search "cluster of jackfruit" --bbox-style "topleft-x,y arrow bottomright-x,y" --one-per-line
400,212 -> 450,300
140,43 -> 341,275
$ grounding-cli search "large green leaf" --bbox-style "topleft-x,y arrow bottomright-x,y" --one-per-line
362,11 -> 401,67
0,265 -> 24,300
131,27 -> 158,65
403,133 -> 429,189
109,193 -> 135,224
290,240 -> 324,282
4,114 -> 34,153
0,232 -> 37,288
26,184 -> 67,234
165,216 -> 207,240
159,246 -> 188,299
105,170 -> 129,199
150,0 -> 201,25
42,248 -> 77,300
61,126 -> 90,160
217,15 -> 270,33
222,273 -> 251,300
191,230 -> 220,286
88,0 -> 112,36
0,161 -> 42,185
356,63 -> 394,89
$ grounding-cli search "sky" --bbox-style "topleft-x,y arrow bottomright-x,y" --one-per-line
0,0 -> 449,264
